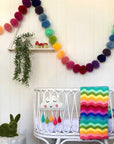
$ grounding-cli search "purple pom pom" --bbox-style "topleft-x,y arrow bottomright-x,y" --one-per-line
92,60 -> 100,69
66,61 -> 74,70
86,63 -> 93,72
22,0 -> 31,8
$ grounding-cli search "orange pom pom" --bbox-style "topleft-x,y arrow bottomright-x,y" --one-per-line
57,50 -> 65,59
53,43 -> 61,51
0,26 -> 3,35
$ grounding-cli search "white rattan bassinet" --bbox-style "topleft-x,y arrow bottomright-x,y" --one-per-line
33,88 -> 114,144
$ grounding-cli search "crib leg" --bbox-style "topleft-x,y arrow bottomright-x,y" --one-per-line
56,138 -> 61,144
104,139 -> 108,144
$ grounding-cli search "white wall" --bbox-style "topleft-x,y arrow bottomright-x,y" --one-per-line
0,0 -> 114,144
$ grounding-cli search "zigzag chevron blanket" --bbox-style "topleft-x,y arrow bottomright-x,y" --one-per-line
80,86 -> 109,140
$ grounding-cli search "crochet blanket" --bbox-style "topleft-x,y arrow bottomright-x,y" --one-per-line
80,86 -> 109,140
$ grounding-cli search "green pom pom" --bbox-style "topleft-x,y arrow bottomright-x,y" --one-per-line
45,28 -> 54,37
112,29 -> 114,35
46,116 -> 49,124
49,35 -> 57,44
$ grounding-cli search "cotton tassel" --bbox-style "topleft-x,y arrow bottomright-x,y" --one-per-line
49,111 -> 53,122
46,112 -> 49,124
53,111 -> 57,125
41,112 -> 45,123
58,111 -> 62,123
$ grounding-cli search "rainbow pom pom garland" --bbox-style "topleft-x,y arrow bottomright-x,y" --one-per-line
1,0 -> 114,75
32,0 -> 113,75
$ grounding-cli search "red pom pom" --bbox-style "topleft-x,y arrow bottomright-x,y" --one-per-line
10,18 -> 19,27
73,64 -> 80,73
18,5 -> 27,15
61,56 -> 69,65
4,23 -> 12,32
14,12 -> 23,21
80,65 -> 87,75
66,61 -> 75,70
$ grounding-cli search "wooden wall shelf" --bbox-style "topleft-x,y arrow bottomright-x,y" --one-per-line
8,48 -> 54,52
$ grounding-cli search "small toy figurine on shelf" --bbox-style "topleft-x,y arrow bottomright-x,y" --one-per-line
35,41 -> 39,48
35,41 -> 48,48
43,43 -> 48,48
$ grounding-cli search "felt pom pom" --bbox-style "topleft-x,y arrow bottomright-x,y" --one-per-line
92,60 -> 100,69
106,41 -> 114,49
80,65 -> 87,75
53,43 -> 61,51
22,0 -> 31,8
112,29 -> 114,35
103,48 -> 111,56
32,0 -> 41,7
57,51 -> 65,59
42,20 -> 50,28
10,18 -> 19,27
0,26 -> 3,34
18,5 -> 27,14
35,6 -> 44,15
14,12 -> 23,21
61,56 -> 69,65
45,28 -> 53,37
66,61 -> 75,70
4,23 -> 12,32
86,63 -> 93,72
97,54 -> 106,63
49,35 -> 57,44
109,35 -> 114,42
39,13 -> 47,21
73,64 -> 80,73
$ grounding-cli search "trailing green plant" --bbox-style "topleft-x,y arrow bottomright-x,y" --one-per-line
13,33 -> 34,85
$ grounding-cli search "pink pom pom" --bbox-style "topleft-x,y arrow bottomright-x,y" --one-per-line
10,18 -> 19,27
61,56 -> 69,65
4,23 -> 12,32
14,12 -> 23,21
66,61 -> 75,70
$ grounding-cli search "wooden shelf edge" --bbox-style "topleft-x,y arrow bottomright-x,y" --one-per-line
8,48 -> 54,52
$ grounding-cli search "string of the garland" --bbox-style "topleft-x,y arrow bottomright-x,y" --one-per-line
1,0 -> 114,75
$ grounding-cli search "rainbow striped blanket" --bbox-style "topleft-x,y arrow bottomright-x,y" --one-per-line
80,86 -> 109,140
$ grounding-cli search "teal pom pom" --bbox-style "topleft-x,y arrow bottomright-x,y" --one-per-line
106,41 -> 114,49
109,35 -> 114,42
49,35 -> 57,44
42,20 -> 50,28
45,28 -> 54,37
39,13 -> 47,21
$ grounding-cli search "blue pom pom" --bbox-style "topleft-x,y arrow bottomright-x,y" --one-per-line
32,0 -> 41,7
42,20 -> 50,28
39,13 -> 47,21
109,35 -> 114,42
97,54 -> 106,63
106,41 -> 114,49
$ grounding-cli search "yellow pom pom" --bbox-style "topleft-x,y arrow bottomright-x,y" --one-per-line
53,43 -> 61,51
0,26 -> 3,35
57,50 -> 65,59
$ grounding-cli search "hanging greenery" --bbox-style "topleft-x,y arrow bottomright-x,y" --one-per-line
13,33 -> 33,85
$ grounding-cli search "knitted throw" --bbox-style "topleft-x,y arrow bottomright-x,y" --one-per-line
80,86 -> 109,140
